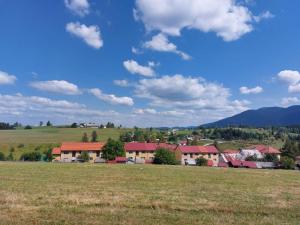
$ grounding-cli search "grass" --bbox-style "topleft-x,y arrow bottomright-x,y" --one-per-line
0,127 -> 128,159
0,162 -> 299,225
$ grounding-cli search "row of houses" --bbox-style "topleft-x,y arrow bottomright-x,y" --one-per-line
52,142 -> 281,168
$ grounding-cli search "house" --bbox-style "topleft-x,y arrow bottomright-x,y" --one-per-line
176,146 -> 219,166
248,145 -> 281,160
52,147 -> 61,161
124,142 -> 176,163
52,142 -> 105,162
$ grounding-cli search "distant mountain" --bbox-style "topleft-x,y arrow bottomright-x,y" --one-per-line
204,105 -> 300,127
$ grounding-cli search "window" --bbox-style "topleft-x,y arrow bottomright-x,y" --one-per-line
190,154 -> 193,158
184,153 -> 188,156
208,154 -> 211,158
64,151 -> 69,154
136,151 -> 139,156
142,151 -> 146,154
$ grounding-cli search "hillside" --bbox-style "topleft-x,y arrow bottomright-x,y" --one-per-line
205,105 -> 300,127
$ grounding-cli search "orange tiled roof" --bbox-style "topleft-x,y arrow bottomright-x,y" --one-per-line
60,142 -> 105,151
52,147 -> 61,155
249,145 -> 280,154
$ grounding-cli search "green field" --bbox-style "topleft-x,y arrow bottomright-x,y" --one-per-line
0,162 -> 299,225
0,127 -> 127,159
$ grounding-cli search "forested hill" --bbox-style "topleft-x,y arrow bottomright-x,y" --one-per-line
204,105 -> 300,127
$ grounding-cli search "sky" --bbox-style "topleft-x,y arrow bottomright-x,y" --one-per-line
0,0 -> 300,127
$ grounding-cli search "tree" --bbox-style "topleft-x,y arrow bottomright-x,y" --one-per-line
20,152 -> 42,161
281,139 -> 300,159
46,121 -> 52,127
78,152 -> 90,162
81,132 -> 89,142
102,138 -> 125,160
196,157 -> 208,166
280,156 -> 295,170
71,123 -> 78,128
153,148 -> 177,165
91,130 -> 98,142
39,121 -> 43,127
6,152 -> 14,161
43,149 -> 53,162
24,125 -> 32,129
0,152 -> 5,161
106,122 -> 115,128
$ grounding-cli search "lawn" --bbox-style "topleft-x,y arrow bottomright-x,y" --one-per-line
0,162 -> 299,225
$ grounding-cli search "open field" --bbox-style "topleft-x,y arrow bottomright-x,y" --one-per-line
0,127 -> 128,158
0,162 -> 299,225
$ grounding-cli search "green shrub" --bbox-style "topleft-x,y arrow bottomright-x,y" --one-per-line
78,151 -> 90,162
0,152 -> 6,161
153,148 -> 177,165
196,157 -> 208,166
18,143 -> 25,148
20,152 -> 42,161
280,156 -> 295,170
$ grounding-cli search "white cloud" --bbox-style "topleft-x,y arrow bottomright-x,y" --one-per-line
65,0 -> 90,17
66,22 -> 103,49
240,86 -> 263,94
278,70 -> 300,93
278,70 -> 300,85
113,80 -> 130,87
281,97 -> 300,107
253,11 -> 274,22
132,47 -> 143,54
143,33 -> 191,60
134,0 -> 269,41
0,93 -> 118,122
0,71 -> 17,85
89,88 -> 134,106
30,80 -> 82,95
123,60 -> 155,77
288,84 -> 300,93
135,75 -> 249,115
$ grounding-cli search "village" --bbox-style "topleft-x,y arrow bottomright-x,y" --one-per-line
52,141 -> 288,169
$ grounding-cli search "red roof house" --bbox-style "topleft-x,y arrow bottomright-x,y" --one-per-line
249,145 -> 280,154
60,142 -> 105,151
178,145 -> 219,154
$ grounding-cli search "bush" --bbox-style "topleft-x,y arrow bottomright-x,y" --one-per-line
0,152 -> 6,161
43,149 -> 53,162
280,157 -> 295,170
78,151 -> 90,162
102,138 -> 125,160
20,152 -> 42,161
196,157 -> 208,166
24,125 -> 32,129
18,144 -> 25,148
153,148 -> 177,165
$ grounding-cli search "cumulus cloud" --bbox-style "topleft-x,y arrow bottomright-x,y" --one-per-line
89,88 -> 134,106
123,60 -> 155,77
0,71 -> 17,85
134,0 -> 271,41
30,80 -> 82,95
131,47 -> 143,54
65,0 -> 90,17
143,33 -> 191,60
66,22 -> 103,49
281,97 -> 300,107
240,86 -> 263,94
278,70 -> 300,93
0,93 -> 117,121
134,75 -> 249,115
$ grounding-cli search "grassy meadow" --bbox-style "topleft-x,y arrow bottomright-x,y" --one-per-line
0,162 -> 299,225
0,127 -> 127,159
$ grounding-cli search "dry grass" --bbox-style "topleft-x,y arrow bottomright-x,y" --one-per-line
0,162 -> 299,225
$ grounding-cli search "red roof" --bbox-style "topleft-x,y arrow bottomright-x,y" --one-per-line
52,147 -> 61,155
60,142 -> 104,151
178,145 -> 218,154
223,149 -> 239,154
124,142 -> 176,152
249,145 -> 280,154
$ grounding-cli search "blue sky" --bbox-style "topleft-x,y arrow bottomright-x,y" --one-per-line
0,0 -> 300,127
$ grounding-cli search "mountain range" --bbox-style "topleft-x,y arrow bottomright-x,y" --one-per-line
204,105 -> 300,127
